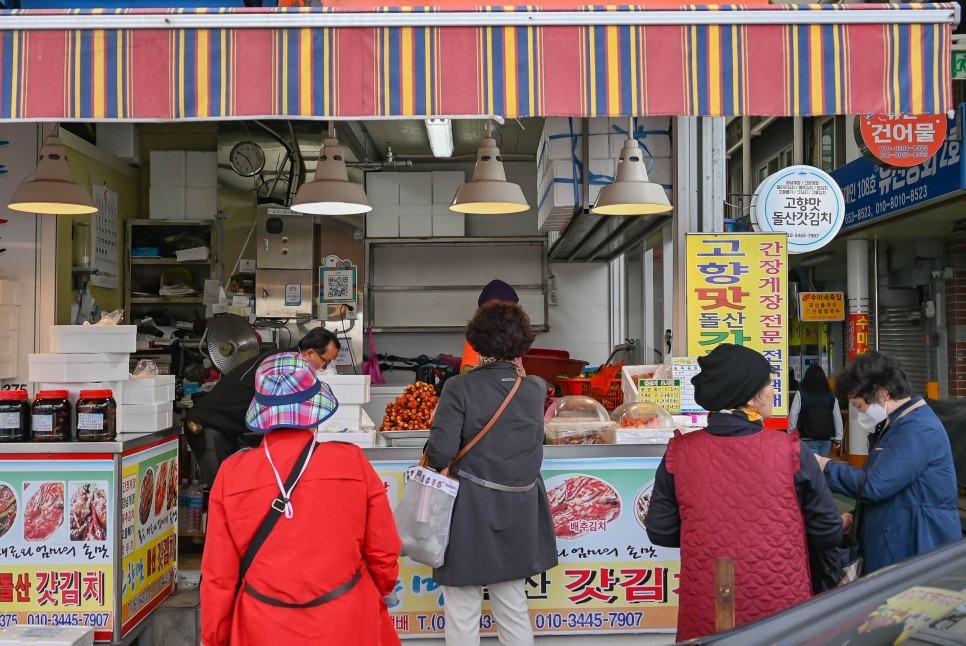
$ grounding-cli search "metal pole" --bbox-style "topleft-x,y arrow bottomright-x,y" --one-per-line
872,240 -> 880,350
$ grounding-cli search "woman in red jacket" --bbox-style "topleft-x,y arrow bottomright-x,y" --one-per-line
201,353 -> 401,646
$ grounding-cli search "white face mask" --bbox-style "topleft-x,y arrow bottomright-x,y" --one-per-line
856,402 -> 888,432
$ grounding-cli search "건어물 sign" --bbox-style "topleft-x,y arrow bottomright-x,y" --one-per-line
857,115 -> 947,168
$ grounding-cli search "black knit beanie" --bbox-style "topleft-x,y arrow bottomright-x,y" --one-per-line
692,344 -> 774,411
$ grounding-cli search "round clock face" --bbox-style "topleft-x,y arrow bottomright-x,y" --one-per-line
229,141 -> 265,178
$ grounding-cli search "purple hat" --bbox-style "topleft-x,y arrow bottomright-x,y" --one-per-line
245,353 -> 338,433
479,279 -> 519,307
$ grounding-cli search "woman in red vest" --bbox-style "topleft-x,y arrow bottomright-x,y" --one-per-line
645,344 -> 844,641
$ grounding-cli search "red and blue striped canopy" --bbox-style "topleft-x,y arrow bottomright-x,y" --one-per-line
0,4 -> 954,120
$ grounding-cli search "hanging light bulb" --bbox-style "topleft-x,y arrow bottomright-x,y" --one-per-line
8,125 -> 97,215
591,117 -> 672,216
291,124 -> 372,215
450,123 -> 528,214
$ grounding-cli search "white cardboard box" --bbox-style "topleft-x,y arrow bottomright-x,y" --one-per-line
124,375 -> 176,405
150,151 -> 186,187
149,186 -> 186,219
320,404 -> 365,430
117,401 -> 175,433
366,172 -> 400,205
431,170 -> 465,205
50,325 -> 137,354
0,626 -> 94,646
398,172 -> 433,205
431,205 -> 465,237
323,375 -> 371,404
185,187 -> 218,220
185,151 -> 218,187
398,205 -> 432,237
315,431 -> 375,447
29,354 -> 130,383
366,207 -> 400,238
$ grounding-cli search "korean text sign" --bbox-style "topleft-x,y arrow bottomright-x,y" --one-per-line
686,233 -> 788,416
858,115 -> 946,168
120,439 -> 178,636
375,457 -> 680,636
0,455 -> 115,641
799,292 -> 845,322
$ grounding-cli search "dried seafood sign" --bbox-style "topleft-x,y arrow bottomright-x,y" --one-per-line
0,454 -> 115,640
374,456 -> 681,636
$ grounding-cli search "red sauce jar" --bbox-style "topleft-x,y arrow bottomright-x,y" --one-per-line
76,390 -> 117,442
32,390 -> 72,442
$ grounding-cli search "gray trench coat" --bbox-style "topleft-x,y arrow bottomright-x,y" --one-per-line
426,362 -> 559,587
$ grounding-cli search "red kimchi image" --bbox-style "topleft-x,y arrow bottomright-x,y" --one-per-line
23,482 -> 65,542
0,483 -> 17,539
546,474 -> 621,539
139,468 -> 154,526
167,460 -> 178,511
69,482 -> 108,542
154,462 -> 168,517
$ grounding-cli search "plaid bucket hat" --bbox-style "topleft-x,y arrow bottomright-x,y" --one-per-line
245,352 -> 338,433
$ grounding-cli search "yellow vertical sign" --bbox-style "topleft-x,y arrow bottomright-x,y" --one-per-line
686,233 -> 789,416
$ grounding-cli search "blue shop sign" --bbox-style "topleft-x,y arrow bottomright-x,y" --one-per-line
832,107 -> 966,230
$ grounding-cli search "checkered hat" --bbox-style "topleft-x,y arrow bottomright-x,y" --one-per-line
245,353 -> 338,433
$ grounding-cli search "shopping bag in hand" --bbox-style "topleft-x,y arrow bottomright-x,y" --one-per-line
394,455 -> 459,568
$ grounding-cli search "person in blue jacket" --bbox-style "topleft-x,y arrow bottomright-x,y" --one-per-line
814,352 -> 961,573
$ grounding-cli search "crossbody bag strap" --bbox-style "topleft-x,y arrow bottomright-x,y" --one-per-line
236,437 -> 318,594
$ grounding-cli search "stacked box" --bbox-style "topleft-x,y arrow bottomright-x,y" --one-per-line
366,171 -> 465,238
322,375 -> 371,405
149,150 -> 218,219
0,280 -> 20,379
536,117 -> 674,232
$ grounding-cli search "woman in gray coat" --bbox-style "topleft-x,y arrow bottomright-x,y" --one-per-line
427,301 -> 558,646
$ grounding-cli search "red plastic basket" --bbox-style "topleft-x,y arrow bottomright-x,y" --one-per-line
558,378 -> 624,410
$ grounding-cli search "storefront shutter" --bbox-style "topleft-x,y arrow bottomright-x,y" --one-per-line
876,307 -> 933,394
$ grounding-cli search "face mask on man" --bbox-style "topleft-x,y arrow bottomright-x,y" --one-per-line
856,401 -> 888,432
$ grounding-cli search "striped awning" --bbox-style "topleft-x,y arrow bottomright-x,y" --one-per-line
0,4 -> 956,120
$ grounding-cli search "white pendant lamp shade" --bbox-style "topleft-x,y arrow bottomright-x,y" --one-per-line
291,136 -> 372,215
8,132 -> 97,215
591,138 -> 672,216
450,133 -> 528,214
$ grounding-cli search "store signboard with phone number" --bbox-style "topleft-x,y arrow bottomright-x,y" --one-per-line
374,456 -> 680,637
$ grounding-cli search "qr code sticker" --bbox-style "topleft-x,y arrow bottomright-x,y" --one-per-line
325,270 -> 353,302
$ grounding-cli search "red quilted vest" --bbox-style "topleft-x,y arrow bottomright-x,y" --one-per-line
666,426 -> 811,641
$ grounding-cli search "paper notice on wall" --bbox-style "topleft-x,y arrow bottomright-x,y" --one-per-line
91,185 -> 119,289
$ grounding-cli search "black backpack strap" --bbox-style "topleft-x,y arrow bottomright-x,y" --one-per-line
236,437 -> 318,594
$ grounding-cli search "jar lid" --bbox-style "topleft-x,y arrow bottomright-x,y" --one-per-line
79,390 -> 113,399
0,390 -> 28,400
36,390 -> 70,399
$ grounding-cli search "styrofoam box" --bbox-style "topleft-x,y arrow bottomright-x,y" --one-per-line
29,354 -> 130,384
366,207 -> 400,238
432,205 -> 465,237
620,364 -> 660,404
544,117 -> 611,160
150,150 -> 186,187
149,186 -> 186,219
321,405 -> 365,430
315,431 -> 375,447
185,151 -> 218,187
0,306 -> 18,330
40,381 -> 125,404
0,361 -> 14,381
185,187 -> 218,220
117,402 -> 174,433
431,170 -> 465,205
398,206 -> 432,237
323,375 -> 371,404
50,325 -> 137,354
0,331 -> 16,366
0,626 -> 94,646
0,280 -> 21,306
124,375 -> 176,405
366,172 -> 400,205
398,172 -> 432,205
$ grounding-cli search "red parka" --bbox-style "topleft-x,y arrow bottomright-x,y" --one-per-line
201,430 -> 401,646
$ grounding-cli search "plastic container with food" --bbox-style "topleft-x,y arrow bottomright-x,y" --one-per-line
610,401 -> 677,444
544,395 -> 616,445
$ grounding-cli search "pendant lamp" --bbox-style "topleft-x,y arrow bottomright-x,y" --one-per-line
8,125 -> 97,215
591,118 -> 672,216
291,125 -> 372,215
450,123 -> 529,214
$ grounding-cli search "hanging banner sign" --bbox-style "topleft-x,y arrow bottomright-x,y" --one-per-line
847,313 -> 871,359
686,233 -> 788,416
751,166 -> 845,255
857,115 -> 947,168
799,292 -> 845,322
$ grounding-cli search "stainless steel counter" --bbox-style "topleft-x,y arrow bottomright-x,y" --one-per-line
0,427 -> 180,454
362,443 -> 668,461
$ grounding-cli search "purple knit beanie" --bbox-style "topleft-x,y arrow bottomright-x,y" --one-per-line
478,280 -> 519,307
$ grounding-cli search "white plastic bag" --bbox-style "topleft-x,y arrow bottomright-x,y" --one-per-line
394,462 -> 459,568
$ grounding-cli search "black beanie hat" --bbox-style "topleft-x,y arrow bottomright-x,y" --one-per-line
691,344 -> 774,411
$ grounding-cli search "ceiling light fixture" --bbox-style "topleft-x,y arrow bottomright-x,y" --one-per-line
291,124 -> 372,215
450,123 -> 529,214
591,117 -> 673,216
425,118 -> 454,158
8,125 -> 97,215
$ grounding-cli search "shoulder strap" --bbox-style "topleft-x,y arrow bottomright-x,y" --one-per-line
443,376 -> 522,476
237,437 -> 318,593
896,399 -> 926,421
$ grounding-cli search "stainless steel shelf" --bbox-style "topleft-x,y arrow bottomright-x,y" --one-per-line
130,296 -> 203,304
130,258 -> 211,266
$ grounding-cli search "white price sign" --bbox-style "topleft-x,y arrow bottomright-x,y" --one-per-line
752,165 -> 845,255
